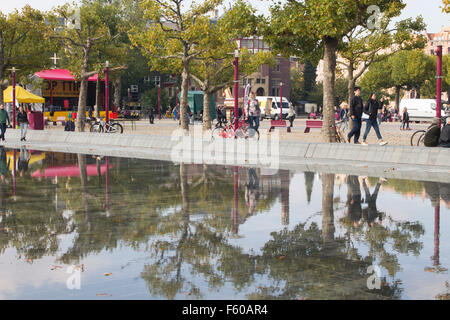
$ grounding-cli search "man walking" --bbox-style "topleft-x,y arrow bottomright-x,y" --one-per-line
149,106 -> 155,124
0,104 -> 11,142
347,87 -> 363,144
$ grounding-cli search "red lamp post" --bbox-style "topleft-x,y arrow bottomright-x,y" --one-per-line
158,83 -> 161,120
233,49 -> 239,131
12,67 -> 16,128
280,81 -> 283,120
436,45 -> 442,127
105,61 -> 110,124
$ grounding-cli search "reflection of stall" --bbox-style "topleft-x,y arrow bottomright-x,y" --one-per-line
7,151 -> 45,171
31,163 -> 113,178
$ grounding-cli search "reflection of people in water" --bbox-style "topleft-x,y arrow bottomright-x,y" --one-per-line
245,168 -> 260,216
346,175 -> 362,228
0,146 -> 9,183
17,146 -> 31,177
362,177 -> 385,227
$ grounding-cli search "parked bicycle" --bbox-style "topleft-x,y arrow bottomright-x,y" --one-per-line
410,116 -> 448,147
211,118 -> 259,141
89,118 -> 123,134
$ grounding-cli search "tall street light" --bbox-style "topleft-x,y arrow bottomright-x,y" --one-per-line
105,61 -> 110,124
436,45 -> 442,128
233,49 -> 239,131
280,81 -> 283,120
12,67 -> 17,128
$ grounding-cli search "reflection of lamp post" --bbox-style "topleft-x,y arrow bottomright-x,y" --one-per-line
233,166 -> 239,235
425,202 -> 448,273
105,156 -> 110,213
105,61 -> 110,124
233,49 -> 239,131
436,45 -> 442,128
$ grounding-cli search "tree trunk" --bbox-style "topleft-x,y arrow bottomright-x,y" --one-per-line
347,63 -> 355,132
321,173 -> 335,249
321,37 -> 338,142
114,75 -> 121,110
76,48 -> 90,132
77,76 -> 88,132
395,86 -> 401,110
180,60 -> 190,134
202,90 -> 212,131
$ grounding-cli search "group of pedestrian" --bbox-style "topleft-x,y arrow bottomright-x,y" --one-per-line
347,87 -> 388,146
0,104 -> 29,142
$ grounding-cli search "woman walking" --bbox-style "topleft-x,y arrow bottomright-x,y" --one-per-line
287,102 -> 295,127
400,107 -> 410,130
17,106 -> 29,141
246,92 -> 260,132
362,93 -> 387,146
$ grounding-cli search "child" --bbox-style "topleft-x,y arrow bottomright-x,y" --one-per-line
400,107 -> 410,131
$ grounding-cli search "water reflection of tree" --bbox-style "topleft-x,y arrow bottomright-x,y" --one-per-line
248,174 -> 402,300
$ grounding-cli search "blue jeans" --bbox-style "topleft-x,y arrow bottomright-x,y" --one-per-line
248,116 -> 260,131
363,119 -> 382,141
347,118 -> 362,143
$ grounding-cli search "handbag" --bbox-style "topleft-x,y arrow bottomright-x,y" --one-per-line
362,112 -> 370,120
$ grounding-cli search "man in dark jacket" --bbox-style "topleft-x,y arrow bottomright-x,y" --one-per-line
347,87 -> 363,144
149,106 -> 154,124
439,117 -> 450,148
0,104 -> 11,142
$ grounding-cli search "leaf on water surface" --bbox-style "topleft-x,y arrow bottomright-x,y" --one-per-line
96,293 -> 112,296
104,272 -> 113,276
276,255 -> 286,260
51,265 -> 63,270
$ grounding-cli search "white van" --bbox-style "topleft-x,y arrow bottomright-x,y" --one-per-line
256,96 -> 291,120
399,99 -> 437,121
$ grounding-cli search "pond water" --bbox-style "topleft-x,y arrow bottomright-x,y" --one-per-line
0,147 -> 449,300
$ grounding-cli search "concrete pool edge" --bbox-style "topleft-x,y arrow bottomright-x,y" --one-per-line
3,129 -> 450,183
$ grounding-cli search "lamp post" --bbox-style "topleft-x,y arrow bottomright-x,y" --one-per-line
105,61 -> 110,124
233,49 -> 239,131
12,67 -> 16,128
280,82 -> 283,120
158,83 -> 161,120
436,45 -> 442,127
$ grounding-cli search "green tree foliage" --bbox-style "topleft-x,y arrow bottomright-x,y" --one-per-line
129,0 -> 225,134
360,50 -> 434,108
264,0 -> 407,142
0,6 -> 57,102
48,0 -> 123,131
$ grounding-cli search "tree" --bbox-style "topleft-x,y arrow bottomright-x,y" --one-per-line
264,0 -> 406,142
129,0 -> 224,134
338,13 -> 426,106
0,6 -> 57,102
360,50 -> 434,108
189,1 -> 273,131
48,0 -> 122,131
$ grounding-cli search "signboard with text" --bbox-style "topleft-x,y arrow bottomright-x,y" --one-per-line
42,80 -> 80,98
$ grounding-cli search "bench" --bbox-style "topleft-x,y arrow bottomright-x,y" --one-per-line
269,120 -> 291,133
304,120 -> 323,133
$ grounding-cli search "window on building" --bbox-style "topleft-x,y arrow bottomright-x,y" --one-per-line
256,78 -> 261,84
273,60 -> 280,72
261,79 -> 266,84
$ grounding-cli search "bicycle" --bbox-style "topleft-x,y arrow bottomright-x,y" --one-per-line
211,118 -> 260,141
410,116 -> 448,147
89,118 -> 123,134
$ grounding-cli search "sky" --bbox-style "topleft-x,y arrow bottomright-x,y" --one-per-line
1,0 -> 448,33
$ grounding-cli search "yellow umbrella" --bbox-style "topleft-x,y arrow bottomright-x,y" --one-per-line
3,86 -> 45,104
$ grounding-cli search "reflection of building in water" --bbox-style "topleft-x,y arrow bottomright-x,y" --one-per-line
304,172 -> 315,203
